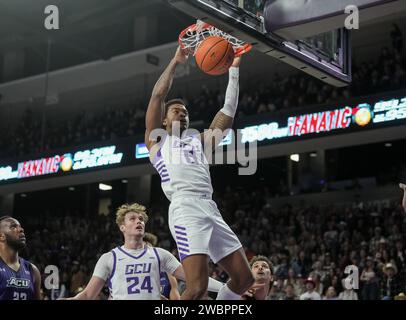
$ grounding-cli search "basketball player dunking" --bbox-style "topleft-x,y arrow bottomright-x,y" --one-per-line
0,216 -> 41,300
145,47 -> 254,300
67,203 -> 223,300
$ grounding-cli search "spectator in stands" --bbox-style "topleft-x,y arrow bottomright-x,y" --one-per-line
311,273 -> 324,296
338,281 -> 359,300
400,183 -> 406,213
380,263 -> 404,300
275,255 -> 290,279
268,281 -> 283,300
394,240 -> 406,273
300,277 -> 321,300
283,268 -> 302,296
360,256 -> 380,300
283,283 -> 297,300
323,286 -> 339,300
292,250 -> 311,278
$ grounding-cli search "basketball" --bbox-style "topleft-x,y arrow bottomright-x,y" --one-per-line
195,36 -> 235,75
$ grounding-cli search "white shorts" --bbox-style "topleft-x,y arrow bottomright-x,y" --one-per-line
168,195 -> 242,264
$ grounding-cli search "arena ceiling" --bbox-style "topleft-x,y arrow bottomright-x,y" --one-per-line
0,0 -> 193,83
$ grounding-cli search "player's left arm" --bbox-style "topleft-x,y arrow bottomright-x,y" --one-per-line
31,263 -> 42,300
201,57 -> 241,152
400,183 -> 406,213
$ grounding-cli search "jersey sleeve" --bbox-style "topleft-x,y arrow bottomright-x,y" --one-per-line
92,252 -> 114,281
155,248 -> 181,275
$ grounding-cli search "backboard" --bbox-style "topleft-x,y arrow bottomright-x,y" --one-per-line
168,0 -> 352,87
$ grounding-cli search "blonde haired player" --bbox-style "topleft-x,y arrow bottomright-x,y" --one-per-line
145,46 -> 254,300
66,203 -> 223,300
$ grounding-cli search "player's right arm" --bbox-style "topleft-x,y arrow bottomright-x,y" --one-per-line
201,57 -> 241,152
66,252 -> 111,300
145,46 -> 188,152
69,276 -> 106,300
400,183 -> 406,213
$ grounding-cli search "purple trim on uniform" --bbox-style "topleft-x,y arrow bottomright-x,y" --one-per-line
162,178 -> 170,183
156,166 -> 166,174
155,158 -> 164,166
158,166 -> 167,175
108,250 -> 117,285
152,248 -> 162,275
175,236 -> 188,242
177,241 -> 189,248
175,230 -> 187,236
178,246 -> 190,253
179,252 -> 189,261
117,246 -> 148,260
157,149 -> 162,157
155,162 -> 165,171
158,169 -> 167,176
161,174 -> 169,179
156,164 -> 165,171
174,225 -> 186,230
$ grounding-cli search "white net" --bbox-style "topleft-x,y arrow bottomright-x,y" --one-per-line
180,20 -> 249,56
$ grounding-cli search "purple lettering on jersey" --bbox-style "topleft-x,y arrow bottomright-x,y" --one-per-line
126,276 -> 153,295
125,263 -> 152,275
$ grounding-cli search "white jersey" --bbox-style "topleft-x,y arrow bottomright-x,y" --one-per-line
151,134 -> 213,201
93,246 -> 180,300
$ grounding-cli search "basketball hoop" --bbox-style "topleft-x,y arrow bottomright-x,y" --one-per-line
179,20 -> 252,57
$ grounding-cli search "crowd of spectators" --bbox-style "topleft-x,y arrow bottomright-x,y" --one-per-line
20,184 -> 406,300
0,27 -> 405,159
210,186 -> 406,300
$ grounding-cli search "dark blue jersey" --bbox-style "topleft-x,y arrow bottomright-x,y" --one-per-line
160,272 -> 171,299
0,257 -> 36,300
